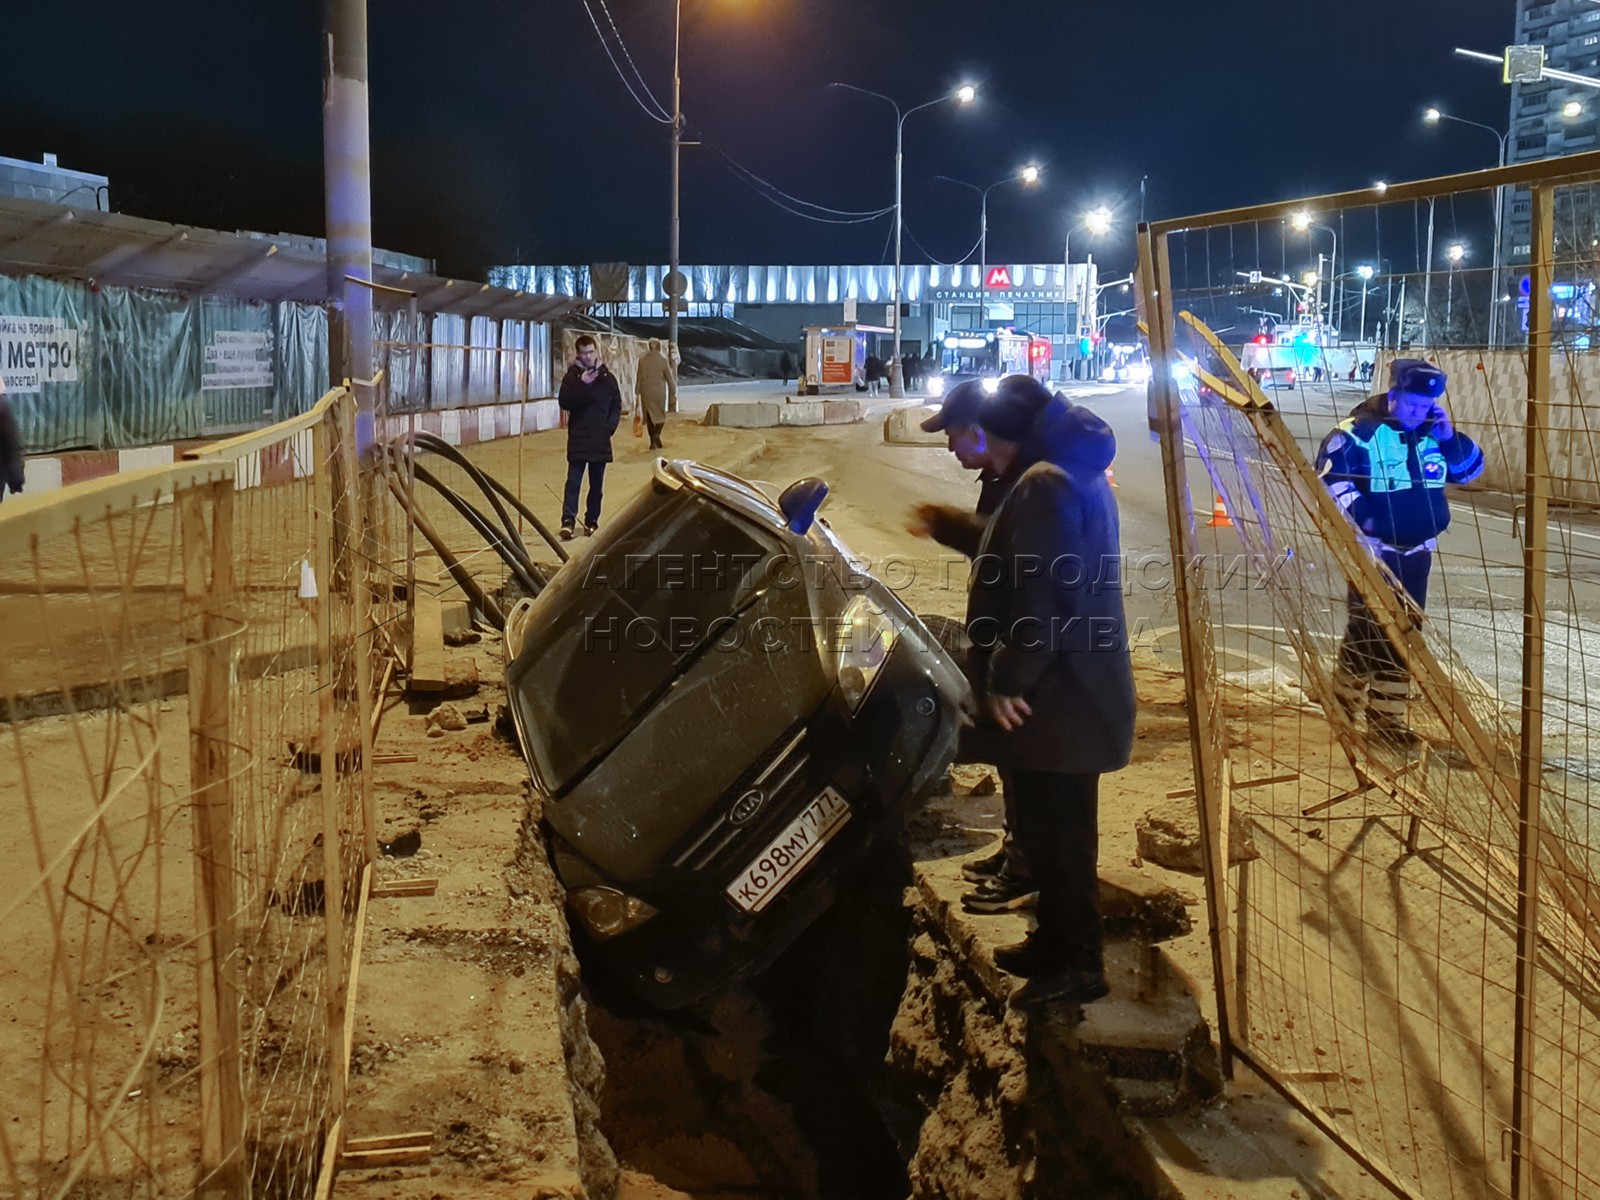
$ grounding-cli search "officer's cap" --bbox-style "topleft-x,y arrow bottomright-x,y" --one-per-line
1389,358 -> 1447,400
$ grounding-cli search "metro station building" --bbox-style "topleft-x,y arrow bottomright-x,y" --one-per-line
492,261 -> 1111,379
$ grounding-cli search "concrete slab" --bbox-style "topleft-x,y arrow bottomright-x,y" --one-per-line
822,400 -> 862,424
883,405 -> 945,445
778,402 -> 823,426
703,401 -> 781,428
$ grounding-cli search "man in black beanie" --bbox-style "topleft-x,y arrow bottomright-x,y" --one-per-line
961,374 -> 1136,1006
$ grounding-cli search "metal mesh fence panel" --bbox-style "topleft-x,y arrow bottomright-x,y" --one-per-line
1142,156 -> 1600,1199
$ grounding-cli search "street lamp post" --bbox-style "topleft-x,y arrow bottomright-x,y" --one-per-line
668,0 -> 684,409
1445,242 -> 1466,333
1291,212 -> 1336,342
1424,102 -> 1584,345
934,165 -> 1043,329
1355,264 -> 1375,344
1063,206 -> 1113,380
832,82 -> 976,397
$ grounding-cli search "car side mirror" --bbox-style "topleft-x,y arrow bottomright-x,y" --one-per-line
778,477 -> 829,534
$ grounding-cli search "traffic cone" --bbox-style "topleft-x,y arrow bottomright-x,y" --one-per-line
1105,466 -> 1118,489
1206,494 -> 1234,528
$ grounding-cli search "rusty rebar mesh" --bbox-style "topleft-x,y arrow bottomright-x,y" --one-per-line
1149,174 -> 1600,1199
0,387 -> 400,1198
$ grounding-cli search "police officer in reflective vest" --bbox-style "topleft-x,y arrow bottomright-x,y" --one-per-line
1315,359 -> 1484,745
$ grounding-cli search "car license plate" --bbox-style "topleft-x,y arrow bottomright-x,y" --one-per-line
725,787 -> 852,914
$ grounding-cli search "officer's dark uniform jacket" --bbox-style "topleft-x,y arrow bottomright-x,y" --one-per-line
1315,394 -> 1485,551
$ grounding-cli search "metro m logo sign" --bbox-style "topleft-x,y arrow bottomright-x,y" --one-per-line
985,266 -> 1012,289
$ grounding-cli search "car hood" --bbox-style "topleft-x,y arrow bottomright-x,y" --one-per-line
533,591 -> 834,884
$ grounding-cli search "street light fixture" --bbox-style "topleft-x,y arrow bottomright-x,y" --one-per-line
1290,212 -> 1338,339
1422,102 -> 1585,344
934,165 -> 1044,328
1061,205 -> 1112,381
1445,243 -> 1467,332
831,81 -> 977,397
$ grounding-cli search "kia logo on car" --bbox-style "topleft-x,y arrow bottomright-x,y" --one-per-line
729,789 -> 765,826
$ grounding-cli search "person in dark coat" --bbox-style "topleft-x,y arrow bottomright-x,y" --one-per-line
557,334 -> 622,538
961,374 -> 1136,1007
864,352 -> 885,398
635,339 -> 675,451
779,350 -> 794,388
910,379 -> 1036,915
0,379 -> 23,502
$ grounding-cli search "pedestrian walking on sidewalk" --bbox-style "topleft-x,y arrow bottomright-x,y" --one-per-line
1317,358 -> 1484,748
636,338 -> 675,451
0,378 -> 24,503
908,379 -> 1035,916
557,335 -> 622,539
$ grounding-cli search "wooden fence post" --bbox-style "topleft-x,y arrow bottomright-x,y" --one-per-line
183,480 -> 246,1196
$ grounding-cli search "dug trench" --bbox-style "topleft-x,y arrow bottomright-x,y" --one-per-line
337,632 -> 1222,1200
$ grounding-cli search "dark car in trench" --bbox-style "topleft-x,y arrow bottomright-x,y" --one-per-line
502,459 -> 971,1008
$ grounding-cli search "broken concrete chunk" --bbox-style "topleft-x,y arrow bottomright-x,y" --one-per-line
1135,798 -> 1260,873
440,658 -> 481,699
428,702 -> 469,732
967,773 -> 997,797
1097,865 -> 1193,942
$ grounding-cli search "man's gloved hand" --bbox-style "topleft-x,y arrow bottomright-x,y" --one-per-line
906,501 -> 949,539
1428,402 -> 1454,442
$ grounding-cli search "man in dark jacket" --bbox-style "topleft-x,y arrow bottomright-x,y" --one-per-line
557,335 -> 623,539
962,374 -> 1136,1007
0,379 -> 23,502
864,352 -> 885,398
911,379 -> 1036,915
1316,358 -> 1483,745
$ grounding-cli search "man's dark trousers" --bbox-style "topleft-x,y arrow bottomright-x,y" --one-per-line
645,416 -> 664,450
1009,770 -> 1102,971
562,461 -> 607,529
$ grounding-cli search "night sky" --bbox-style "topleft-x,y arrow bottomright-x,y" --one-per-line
5,1 -> 1517,281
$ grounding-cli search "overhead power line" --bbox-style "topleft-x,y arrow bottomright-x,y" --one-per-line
578,0 -> 671,124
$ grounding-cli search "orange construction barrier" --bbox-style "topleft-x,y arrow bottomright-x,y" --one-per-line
1206,494 -> 1234,528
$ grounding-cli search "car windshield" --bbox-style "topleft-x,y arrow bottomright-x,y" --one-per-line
511,483 -> 794,793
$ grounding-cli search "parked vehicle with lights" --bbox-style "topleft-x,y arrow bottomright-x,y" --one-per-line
926,327 -> 1052,397
502,459 -> 972,1008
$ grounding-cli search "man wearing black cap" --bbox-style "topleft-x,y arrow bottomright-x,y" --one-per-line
1317,358 -> 1484,746
910,380 -> 1037,915
929,374 -> 1136,1007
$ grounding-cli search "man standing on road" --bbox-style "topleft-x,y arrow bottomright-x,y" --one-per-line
0,378 -> 24,503
947,375 -> 1136,1007
635,338 -> 675,451
909,380 -> 1036,916
557,334 -> 622,540
1317,358 -> 1484,746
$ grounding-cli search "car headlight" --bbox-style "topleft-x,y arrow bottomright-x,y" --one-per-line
927,376 -> 945,397
835,595 -> 899,710
568,886 -> 659,940
982,377 -> 1000,395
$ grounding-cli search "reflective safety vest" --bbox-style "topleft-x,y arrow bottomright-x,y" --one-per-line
1315,399 -> 1483,551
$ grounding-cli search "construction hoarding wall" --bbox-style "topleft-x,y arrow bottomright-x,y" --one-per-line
2,271 -> 555,455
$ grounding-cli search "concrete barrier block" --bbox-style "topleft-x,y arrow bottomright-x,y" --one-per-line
704,402 -> 782,428
883,405 -> 946,445
779,402 -> 824,426
822,400 -> 862,425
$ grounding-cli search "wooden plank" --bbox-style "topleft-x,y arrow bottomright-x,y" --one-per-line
343,863 -> 373,1081
337,1146 -> 433,1170
312,1115 -> 342,1200
185,386 -> 343,462
371,752 -> 418,765
0,460 -> 233,560
371,877 -> 439,898
1141,225 -> 1235,1080
1511,182 -> 1555,1200
314,412 -> 349,1122
340,412 -> 379,866
183,482 -> 247,1196
409,585 -> 446,693
343,1131 -> 433,1151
